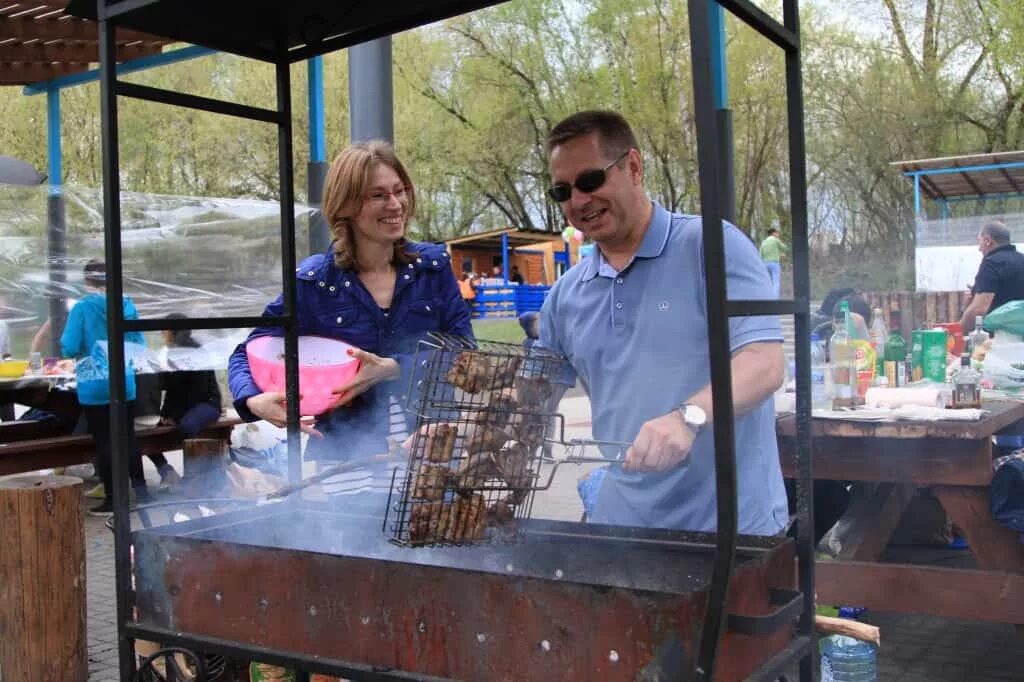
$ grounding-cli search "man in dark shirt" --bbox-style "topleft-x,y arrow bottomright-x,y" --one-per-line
960,220 -> 1024,333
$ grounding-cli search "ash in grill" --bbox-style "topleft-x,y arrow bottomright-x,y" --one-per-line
388,334 -> 569,546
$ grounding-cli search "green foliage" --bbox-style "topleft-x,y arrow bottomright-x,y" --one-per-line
0,1 -> 1021,294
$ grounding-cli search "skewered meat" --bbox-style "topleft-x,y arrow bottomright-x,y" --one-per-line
424,424 -> 458,464
446,352 -> 492,393
494,444 -> 533,491
466,493 -> 487,540
412,464 -> 449,501
514,374 -> 552,407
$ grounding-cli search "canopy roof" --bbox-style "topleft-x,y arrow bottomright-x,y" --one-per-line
0,1 -> 173,86
892,151 -> 1024,201
65,0 -> 506,64
445,227 -> 563,251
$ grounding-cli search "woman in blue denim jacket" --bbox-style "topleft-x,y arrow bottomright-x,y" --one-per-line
228,141 -> 473,462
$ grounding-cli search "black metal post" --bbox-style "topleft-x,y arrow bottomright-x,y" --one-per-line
783,2 -> 816,679
687,1 -> 739,678
276,49 -> 302,484
97,8 -> 137,679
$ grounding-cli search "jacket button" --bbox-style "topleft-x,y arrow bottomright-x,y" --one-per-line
328,285 -> 336,292
318,281 -> 325,287
336,316 -> 343,324
404,274 -> 411,280
416,258 -> 422,263
408,263 -> 414,269
425,305 -> 431,312
307,270 -> 315,276
344,281 -> 351,287
432,260 -> 438,266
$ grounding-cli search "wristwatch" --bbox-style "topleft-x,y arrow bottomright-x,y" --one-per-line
677,403 -> 708,436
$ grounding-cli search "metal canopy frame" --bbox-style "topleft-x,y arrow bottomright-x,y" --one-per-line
80,0 -> 815,679
893,151 -> 1024,218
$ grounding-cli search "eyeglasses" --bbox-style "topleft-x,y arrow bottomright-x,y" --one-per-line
364,186 -> 409,205
547,150 -> 630,203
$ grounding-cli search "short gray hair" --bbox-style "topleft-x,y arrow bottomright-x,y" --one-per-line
982,220 -> 1011,245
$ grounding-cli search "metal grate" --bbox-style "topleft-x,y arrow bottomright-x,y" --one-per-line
386,333 -> 570,546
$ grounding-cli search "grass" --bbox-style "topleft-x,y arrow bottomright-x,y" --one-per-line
471,318 -> 526,344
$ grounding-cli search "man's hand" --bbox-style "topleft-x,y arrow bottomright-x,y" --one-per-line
245,392 -> 321,436
623,410 -> 695,473
331,349 -> 400,407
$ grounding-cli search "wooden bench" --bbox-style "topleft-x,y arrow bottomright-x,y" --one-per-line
0,417 -> 242,476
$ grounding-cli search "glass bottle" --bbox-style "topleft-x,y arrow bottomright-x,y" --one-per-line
829,301 -> 857,409
869,307 -> 887,380
968,315 -> 990,359
884,329 -> 907,387
952,353 -> 981,409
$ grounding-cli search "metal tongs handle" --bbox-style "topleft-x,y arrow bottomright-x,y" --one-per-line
531,437 -> 632,491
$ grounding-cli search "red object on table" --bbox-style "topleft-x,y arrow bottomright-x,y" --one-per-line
934,322 -> 964,356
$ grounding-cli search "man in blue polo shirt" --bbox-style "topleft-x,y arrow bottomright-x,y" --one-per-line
539,110 -> 788,535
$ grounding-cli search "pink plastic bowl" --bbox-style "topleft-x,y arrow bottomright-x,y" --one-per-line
245,335 -> 360,416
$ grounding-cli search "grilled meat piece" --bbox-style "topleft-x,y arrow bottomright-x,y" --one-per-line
455,452 -> 500,489
488,355 -> 522,391
412,463 -> 449,501
494,443 -> 533,491
472,392 -> 519,430
514,374 -> 552,407
512,415 -> 548,450
489,495 -> 517,528
409,501 -> 445,544
424,424 -> 458,464
446,351 -> 492,394
465,423 -> 510,455
466,493 -> 487,540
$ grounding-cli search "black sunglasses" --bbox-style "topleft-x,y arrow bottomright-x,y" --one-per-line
547,150 -> 630,203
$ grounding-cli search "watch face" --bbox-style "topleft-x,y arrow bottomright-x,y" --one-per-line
684,404 -> 707,427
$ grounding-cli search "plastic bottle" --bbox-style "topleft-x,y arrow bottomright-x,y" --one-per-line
819,635 -> 877,681
810,333 -> 831,410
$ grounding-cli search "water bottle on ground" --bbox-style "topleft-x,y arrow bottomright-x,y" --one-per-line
820,635 -> 877,681
810,333 -> 831,410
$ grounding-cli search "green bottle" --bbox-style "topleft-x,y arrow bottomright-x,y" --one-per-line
884,330 -> 908,386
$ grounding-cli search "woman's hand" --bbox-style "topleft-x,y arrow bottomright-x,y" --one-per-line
331,349 -> 400,407
245,392 -> 321,437
159,416 -> 176,426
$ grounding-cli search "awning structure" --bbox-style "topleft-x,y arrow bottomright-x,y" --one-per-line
444,227 -> 562,250
893,151 -> 1024,211
0,1 -> 174,86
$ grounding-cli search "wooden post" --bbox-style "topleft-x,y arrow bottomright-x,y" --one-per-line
182,438 -> 228,479
0,475 -> 87,682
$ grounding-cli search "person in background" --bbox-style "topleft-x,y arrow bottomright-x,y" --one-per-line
538,110 -> 787,535
960,220 -> 1024,333
490,263 -> 503,280
510,265 -> 525,285
759,227 -> 787,298
60,260 -> 150,515
458,271 -> 477,307
228,140 -> 473,466
150,313 -> 224,488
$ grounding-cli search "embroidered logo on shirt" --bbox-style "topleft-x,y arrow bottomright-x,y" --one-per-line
657,300 -> 670,312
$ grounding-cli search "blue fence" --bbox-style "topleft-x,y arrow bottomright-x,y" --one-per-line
472,284 -> 550,318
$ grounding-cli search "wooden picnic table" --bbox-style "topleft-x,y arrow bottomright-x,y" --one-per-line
777,399 -> 1024,625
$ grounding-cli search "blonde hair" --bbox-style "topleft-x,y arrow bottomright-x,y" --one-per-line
322,140 -> 417,271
